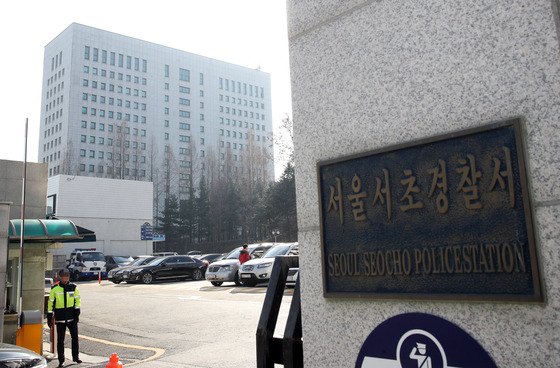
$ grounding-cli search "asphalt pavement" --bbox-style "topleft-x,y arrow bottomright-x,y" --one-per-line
43,280 -> 293,367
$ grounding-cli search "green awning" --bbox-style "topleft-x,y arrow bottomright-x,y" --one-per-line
8,219 -> 90,242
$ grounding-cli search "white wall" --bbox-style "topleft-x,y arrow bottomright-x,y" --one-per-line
48,175 -> 153,257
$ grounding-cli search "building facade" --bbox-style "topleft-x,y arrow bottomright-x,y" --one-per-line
39,23 -> 273,203
47,175 -> 153,257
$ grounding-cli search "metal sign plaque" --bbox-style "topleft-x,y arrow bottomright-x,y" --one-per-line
317,118 -> 542,302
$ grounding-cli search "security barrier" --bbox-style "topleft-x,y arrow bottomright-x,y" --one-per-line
256,255 -> 303,368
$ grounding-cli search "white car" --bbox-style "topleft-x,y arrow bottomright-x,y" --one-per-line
239,243 -> 299,286
205,243 -> 274,286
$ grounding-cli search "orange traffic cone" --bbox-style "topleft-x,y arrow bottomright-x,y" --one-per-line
106,353 -> 123,368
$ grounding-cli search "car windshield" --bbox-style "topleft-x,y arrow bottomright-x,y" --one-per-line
149,257 -> 168,266
262,245 -> 293,258
129,257 -> 154,266
82,252 -> 105,262
225,248 -> 242,259
114,256 -> 133,263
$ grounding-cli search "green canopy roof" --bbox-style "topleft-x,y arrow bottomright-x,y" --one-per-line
8,219 -> 92,242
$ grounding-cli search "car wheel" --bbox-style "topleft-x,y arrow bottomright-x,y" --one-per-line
111,280 -> 121,284
192,269 -> 203,280
141,272 -> 154,284
234,272 -> 241,286
211,281 -> 223,286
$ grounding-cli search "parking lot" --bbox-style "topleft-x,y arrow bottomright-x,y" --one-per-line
45,279 -> 294,367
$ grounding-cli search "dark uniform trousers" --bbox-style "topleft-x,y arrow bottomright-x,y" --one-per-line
56,321 -> 79,363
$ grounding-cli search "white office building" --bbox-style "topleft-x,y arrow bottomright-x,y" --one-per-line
39,23 -> 274,202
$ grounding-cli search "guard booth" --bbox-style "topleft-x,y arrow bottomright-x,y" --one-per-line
2,219 -> 95,353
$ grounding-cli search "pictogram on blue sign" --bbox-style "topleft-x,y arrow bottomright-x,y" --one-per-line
356,313 -> 497,368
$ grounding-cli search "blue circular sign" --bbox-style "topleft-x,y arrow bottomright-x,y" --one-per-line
356,313 -> 497,368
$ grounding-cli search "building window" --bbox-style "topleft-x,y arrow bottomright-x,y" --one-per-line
165,65 -> 169,77
89,150 -> 95,158
80,149 -> 86,157
89,165 -> 95,172
84,46 -> 90,60
179,68 -> 190,82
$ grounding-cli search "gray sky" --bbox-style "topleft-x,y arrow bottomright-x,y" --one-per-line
0,0 -> 292,175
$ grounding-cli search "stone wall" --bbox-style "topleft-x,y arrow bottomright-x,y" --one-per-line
287,1 -> 560,366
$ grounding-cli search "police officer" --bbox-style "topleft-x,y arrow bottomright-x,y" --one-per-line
47,269 -> 82,367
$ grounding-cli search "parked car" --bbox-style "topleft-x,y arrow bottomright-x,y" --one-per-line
195,253 -> 224,265
122,255 -> 207,284
0,343 -> 47,367
286,268 -> 299,288
239,243 -> 299,286
105,255 -> 134,272
108,255 -> 158,284
205,243 -> 274,286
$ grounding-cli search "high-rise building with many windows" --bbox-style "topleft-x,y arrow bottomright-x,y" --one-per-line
39,23 -> 273,201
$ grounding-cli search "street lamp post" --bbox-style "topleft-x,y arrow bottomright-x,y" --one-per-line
272,229 -> 280,243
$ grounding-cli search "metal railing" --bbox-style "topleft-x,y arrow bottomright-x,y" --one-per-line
256,255 -> 303,368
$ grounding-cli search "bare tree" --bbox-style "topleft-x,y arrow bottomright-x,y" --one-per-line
61,141 -> 78,175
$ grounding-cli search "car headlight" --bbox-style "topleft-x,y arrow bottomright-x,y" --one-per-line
131,268 -> 144,274
258,262 -> 272,269
2,358 -> 47,367
220,265 -> 231,271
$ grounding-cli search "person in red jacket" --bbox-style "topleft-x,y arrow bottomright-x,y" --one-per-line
239,244 -> 251,264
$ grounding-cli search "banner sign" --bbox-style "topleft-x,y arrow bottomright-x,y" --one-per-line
317,118 -> 542,302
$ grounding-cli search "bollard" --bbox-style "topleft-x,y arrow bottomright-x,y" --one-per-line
99,271 -> 101,284
106,353 -> 123,368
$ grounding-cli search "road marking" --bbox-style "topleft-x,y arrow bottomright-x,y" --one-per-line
45,323 -> 165,367
78,334 -> 165,367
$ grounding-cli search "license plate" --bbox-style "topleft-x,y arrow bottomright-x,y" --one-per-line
241,274 -> 251,279
207,274 -> 216,279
